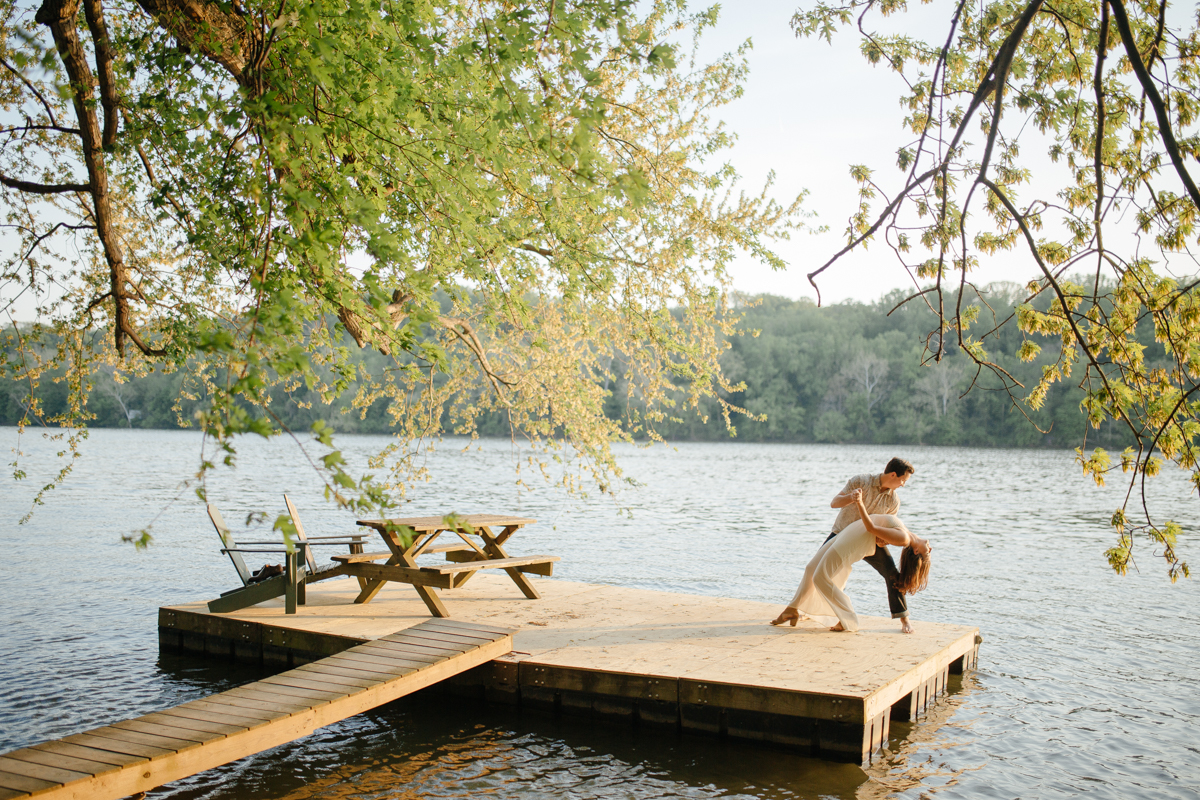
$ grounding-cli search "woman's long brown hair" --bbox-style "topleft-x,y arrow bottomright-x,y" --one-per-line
896,546 -> 931,595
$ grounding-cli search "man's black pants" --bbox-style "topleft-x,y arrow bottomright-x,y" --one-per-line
823,531 -> 908,618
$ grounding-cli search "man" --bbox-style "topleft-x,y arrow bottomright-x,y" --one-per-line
827,457 -> 916,633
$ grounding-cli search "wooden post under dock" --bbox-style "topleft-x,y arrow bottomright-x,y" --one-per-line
159,574 -> 981,764
0,619 -> 513,800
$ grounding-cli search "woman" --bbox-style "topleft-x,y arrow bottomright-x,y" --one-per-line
770,489 -> 931,633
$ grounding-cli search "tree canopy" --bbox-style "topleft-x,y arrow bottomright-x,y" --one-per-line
7,0 -> 1192,580
0,0 -> 803,532
794,0 -> 1200,579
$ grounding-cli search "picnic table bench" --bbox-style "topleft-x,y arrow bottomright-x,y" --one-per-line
345,514 -> 559,617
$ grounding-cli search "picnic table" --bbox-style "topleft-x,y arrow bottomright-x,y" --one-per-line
340,514 -> 560,617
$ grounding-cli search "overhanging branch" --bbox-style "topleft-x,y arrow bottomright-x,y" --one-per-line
1108,0 -> 1200,213
0,172 -> 89,194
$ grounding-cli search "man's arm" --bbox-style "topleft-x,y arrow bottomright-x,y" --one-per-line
830,476 -> 864,509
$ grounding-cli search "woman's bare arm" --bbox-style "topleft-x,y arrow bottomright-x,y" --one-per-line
871,525 -> 912,547
853,490 -> 911,546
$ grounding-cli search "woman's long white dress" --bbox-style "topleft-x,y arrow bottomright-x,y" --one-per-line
786,514 -> 903,632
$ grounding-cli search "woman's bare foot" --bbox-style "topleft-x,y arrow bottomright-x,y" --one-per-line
770,608 -> 801,627
900,618 -> 914,634
829,622 -> 846,632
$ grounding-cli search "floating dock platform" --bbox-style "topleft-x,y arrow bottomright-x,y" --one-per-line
159,574 -> 980,763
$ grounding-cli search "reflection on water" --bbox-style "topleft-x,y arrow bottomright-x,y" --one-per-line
156,691 -> 871,800
2,428 -> 1199,799
860,675 -> 984,800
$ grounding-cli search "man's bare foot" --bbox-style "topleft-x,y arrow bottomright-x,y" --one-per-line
900,618 -> 914,634
829,622 -> 846,632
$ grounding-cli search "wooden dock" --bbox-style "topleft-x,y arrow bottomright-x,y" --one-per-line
158,574 -> 981,763
0,619 -> 513,800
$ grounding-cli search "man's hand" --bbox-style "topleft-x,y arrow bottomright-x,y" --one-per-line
876,537 -> 888,547
851,488 -> 868,514
830,486 -> 858,509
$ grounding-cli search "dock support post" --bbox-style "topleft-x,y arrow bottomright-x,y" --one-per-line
891,660 -> 956,722
950,643 -> 980,674
863,709 -> 890,761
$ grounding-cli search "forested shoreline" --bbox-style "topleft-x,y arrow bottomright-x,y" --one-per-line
0,283 -> 1143,451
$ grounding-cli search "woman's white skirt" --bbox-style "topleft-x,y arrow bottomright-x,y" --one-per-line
787,533 -> 862,631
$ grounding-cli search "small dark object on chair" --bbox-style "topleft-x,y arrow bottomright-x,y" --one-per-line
248,563 -> 284,584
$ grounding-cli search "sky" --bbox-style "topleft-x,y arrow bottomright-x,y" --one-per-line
693,0 -> 1032,304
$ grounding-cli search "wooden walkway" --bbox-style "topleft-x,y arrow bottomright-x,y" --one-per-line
0,619 -> 513,800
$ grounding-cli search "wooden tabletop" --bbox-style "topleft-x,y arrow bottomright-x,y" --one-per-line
356,514 -> 537,533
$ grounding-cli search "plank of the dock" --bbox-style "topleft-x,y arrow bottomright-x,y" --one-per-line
0,619 -> 513,800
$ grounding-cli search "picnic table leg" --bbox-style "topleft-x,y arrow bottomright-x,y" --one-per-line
352,554 -> 392,604
353,533 -> 449,613
354,577 -> 387,604
414,585 -> 450,617
504,567 -> 541,599
352,555 -> 450,615
479,525 -> 541,599
392,531 -> 453,616
349,540 -> 369,593
354,538 -> 410,604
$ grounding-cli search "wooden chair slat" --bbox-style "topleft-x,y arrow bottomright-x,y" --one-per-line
208,504 -> 251,585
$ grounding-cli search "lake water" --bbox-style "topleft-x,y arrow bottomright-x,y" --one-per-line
1,427 -> 1198,799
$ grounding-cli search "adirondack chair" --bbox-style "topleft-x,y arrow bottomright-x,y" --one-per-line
207,496 -> 390,614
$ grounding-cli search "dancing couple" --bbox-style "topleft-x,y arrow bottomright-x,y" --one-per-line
771,458 -> 931,633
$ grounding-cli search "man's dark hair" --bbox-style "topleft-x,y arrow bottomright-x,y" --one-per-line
884,457 -> 915,477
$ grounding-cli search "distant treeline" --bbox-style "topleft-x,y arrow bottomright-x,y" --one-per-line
0,283 -> 1144,450
651,286 -> 1138,449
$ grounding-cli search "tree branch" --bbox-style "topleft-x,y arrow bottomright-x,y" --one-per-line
82,0 -> 120,147
981,176 -> 1140,440
0,56 -> 62,127
134,0 -> 265,89
120,318 -> 167,356
22,221 -> 95,261
0,124 -> 82,136
1108,0 -> 1200,213
0,171 -> 89,194
807,0 -> 1045,301
519,243 -> 553,257
439,316 -> 514,398
37,0 -> 147,359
